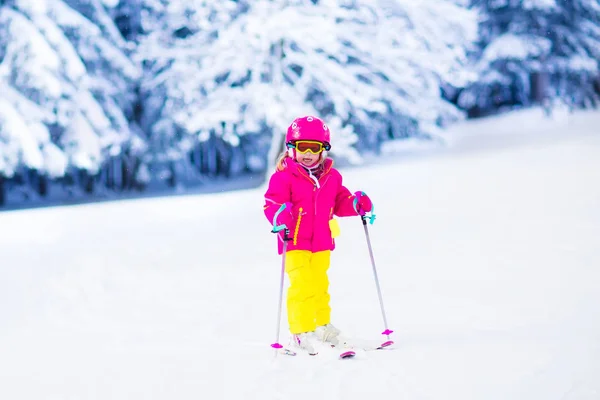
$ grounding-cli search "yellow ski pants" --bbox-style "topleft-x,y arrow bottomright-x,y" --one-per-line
285,250 -> 332,334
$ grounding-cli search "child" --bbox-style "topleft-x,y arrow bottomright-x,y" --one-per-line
263,116 -> 372,355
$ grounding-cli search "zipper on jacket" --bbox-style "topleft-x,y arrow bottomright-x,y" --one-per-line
293,207 -> 303,245
314,175 -> 331,216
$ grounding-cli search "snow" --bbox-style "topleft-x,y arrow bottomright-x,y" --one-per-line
42,141 -> 69,178
469,0 -> 600,114
2,9 -> 64,98
0,99 -> 44,174
0,109 -> 599,399
61,111 -> 102,172
481,33 -> 552,63
138,0 -> 477,166
0,0 -> 143,180
567,55 -> 599,72
522,0 -> 558,10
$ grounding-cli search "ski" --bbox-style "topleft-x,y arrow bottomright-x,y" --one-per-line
285,348 -> 354,359
376,340 -> 394,350
325,340 -> 356,359
361,340 -> 394,351
280,347 -> 297,356
272,336 -> 390,359
272,342 -> 298,356
274,342 -> 385,357
280,342 -> 354,359
328,336 -> 395,352
339,350 -> 356,359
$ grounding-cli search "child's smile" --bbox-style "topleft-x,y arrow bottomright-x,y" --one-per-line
297,152 -> 320,167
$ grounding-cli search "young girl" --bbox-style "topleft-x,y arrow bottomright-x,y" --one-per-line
263,116 -> 372,354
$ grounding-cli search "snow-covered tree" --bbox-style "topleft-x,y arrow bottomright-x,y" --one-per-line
458,0 -> 600,116
0,0 -> 143,202
136,0 -> 477,178
130,0 -> 251,184
1,0 -> 480,206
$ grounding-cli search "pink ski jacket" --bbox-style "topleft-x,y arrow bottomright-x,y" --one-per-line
263,158 -> 358,254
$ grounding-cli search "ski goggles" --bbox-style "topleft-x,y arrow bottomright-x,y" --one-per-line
288,140 -> 331,154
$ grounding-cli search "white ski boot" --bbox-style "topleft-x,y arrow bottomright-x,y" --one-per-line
291,332 -> 318,355
315,323 -> 341,344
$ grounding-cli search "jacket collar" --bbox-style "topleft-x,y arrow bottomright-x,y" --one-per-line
286,158 -> 334,180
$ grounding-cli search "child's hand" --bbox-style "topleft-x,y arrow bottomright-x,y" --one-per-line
275,202 -> 294,229
354,191 -> 372,215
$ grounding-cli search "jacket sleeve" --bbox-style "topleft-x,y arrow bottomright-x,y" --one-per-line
263,171 -> 292,226
333,174 -> 359,217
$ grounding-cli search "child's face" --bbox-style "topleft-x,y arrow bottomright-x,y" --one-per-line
295,149 -> 321,167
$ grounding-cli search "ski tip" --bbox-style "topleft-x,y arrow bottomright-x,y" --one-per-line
280,348 -> 297,356
378,340 -> 394,349
339,350 -> 356,359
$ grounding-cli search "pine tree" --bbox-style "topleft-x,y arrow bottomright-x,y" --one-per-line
1,0 -> 481,206
134,0 -> 248,183
136,0 -> 477,179
459,0 -> 600,117
0,0 -> 144,201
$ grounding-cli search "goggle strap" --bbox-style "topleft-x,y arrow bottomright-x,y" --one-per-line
286,141 -> 331,150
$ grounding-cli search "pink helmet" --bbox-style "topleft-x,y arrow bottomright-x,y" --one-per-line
285,116 -> 331,147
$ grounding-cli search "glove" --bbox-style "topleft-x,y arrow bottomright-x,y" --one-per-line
274,202 -> 294,229
354,191 -> 372,215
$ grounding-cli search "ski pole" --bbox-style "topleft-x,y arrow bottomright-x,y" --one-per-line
270,232 -> 289,357
353,193 -> 394,346
361,216 -> 393,345
270,203 -> 292,357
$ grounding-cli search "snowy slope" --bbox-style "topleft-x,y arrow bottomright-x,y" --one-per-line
1,108 -> 599,400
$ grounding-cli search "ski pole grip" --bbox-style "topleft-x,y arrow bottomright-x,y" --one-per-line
353,191 -> 366,216
354,191 -> 376,225
271,203 -> 288,233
